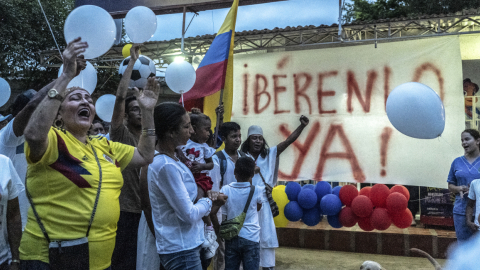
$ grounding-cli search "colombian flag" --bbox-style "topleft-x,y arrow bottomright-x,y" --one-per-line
183,0 -> 239,125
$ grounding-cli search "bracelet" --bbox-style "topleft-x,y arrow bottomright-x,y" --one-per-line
11,259 -> 20,264
141,128 -> 156,136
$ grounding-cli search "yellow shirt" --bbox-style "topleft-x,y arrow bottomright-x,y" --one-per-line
20,127 -> 134,270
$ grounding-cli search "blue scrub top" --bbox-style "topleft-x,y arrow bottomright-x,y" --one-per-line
447,156 -> 480,215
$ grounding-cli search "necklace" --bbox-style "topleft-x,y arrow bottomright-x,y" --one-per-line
159,151 -> 179,161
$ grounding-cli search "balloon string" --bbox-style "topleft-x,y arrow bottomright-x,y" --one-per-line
36,0 -> 63,59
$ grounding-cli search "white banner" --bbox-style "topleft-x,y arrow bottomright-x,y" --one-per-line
231,36 -> 464,188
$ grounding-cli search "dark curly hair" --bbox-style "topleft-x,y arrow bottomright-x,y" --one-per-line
241,135 -> 269,159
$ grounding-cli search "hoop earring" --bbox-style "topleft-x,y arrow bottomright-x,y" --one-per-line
54,119 -> 64,129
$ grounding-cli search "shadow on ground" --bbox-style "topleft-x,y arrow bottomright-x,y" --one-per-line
276,247 -> 446,270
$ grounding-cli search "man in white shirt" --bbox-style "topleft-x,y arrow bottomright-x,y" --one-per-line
217,157 -> 262,270
211,122 -> 242,270
466,178 -> 480,233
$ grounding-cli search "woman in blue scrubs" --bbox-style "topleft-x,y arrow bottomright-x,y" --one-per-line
448,129 -> 480,241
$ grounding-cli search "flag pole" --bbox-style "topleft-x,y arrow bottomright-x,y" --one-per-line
214,89 -> 224,146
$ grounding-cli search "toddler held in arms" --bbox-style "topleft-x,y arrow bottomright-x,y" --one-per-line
176,108 -> 218,257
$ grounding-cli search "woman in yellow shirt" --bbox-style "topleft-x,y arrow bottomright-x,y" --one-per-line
19,38 -> 159,270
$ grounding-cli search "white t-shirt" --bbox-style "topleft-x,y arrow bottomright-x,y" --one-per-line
468,179 -> 480,228
179,140 -> 215,173
0,119 -> 29,229
148,154 -> 212,254
0,154 -> 24,264
221,182 -> 262,243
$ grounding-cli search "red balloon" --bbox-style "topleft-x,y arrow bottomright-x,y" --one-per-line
370,208 -> 391,231
339,207 -> 358,227
386,192 -> 408,214
390,185 -> 410,200
358,217 -> 374,231
359,186 -> 372,198
391,208 -> 413,229
351,195 -> 373,218
370,184 -> 390,208
339,185 -> 358,206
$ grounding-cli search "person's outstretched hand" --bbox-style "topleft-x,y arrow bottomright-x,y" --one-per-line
62,37 -> 88,79
300,115 -> 309,127
75,55 -> 87,77
134,77 -> 160,111
130,43 -> 141,62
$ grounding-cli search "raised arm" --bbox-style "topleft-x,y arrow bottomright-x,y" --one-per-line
12,57 -> 87,137
276,115 -> 309,157
24,38 -> 88,163
111,44 -> 141,131
126,77 -> 160,168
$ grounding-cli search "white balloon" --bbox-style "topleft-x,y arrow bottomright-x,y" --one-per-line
58,61 -> 97,94
0,78 -> 11,107
165,61 -> 196,94
95,94 -> 116,122
125,6 -> 157,43
64,5 -> 116,59
386,82 -> 445,139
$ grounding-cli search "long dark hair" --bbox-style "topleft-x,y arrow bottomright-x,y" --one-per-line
241,135 -> 269,159
154,102 -> 186,139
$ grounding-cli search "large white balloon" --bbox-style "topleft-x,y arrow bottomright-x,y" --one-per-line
0,78 -> 11,107
58,61 -> 97,94
95,94 -> 116,122
386,82 -> 445,139
64,5 -> 116,59
125,6 -> 157,43
165,61 -> 196,94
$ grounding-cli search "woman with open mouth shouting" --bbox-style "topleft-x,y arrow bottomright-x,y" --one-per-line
19,38 -> 159,270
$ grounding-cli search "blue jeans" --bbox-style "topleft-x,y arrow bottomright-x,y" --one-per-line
454,213 -> 475,242
20,260 -> 111,270
159,246 -> 211,270
225,236 -> 260,270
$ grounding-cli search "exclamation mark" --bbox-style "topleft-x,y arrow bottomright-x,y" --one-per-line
380,127 -> 393,177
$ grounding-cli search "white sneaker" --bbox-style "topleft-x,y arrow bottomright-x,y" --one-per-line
203,239 -> 219,259
201,226 -> 217,248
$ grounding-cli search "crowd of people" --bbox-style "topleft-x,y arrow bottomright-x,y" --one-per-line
0,38 -> 310,270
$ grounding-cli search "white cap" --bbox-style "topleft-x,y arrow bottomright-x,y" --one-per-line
247,125 -> 263,137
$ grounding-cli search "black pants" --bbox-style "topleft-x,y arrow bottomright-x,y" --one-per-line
111,211 -> 142,270
20,260 -> 111,270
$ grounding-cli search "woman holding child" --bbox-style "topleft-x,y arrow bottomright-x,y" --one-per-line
148,102 -> 227,270
240,115 -> 309,270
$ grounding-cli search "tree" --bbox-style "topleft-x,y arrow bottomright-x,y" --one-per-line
344,0 -> 480,22
0,0 -> 121,98
0,0 -> 74,90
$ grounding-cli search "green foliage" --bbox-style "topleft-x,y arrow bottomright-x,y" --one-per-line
344,0 -> 480,22
0,0 -> 73,90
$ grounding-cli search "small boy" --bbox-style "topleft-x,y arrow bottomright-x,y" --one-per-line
466,179 -> 480,233
216,157 -> 262,270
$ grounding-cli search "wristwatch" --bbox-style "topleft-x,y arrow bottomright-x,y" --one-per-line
47,89 -> 64,102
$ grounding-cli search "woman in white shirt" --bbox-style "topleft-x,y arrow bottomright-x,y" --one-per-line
148,102 -> 227,270
240,116 -> 309,270
0,154 -> 23,270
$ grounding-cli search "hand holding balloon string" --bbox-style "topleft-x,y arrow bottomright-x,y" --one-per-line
62,37 -> 88,80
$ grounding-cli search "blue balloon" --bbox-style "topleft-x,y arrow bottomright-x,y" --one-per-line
298,189 -> 317,210
332,186 -> 341,197
327,214 -> 343,228
285,181 -> 301,201
284,201 -> 303,222
302,207 -> 322,226
315,181 -> 332,203
320,194 -> 343,216
302,184 -> 315,190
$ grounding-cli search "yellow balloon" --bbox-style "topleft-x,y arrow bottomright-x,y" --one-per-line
122,44 -> 141,58
272,185 -> 290,227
